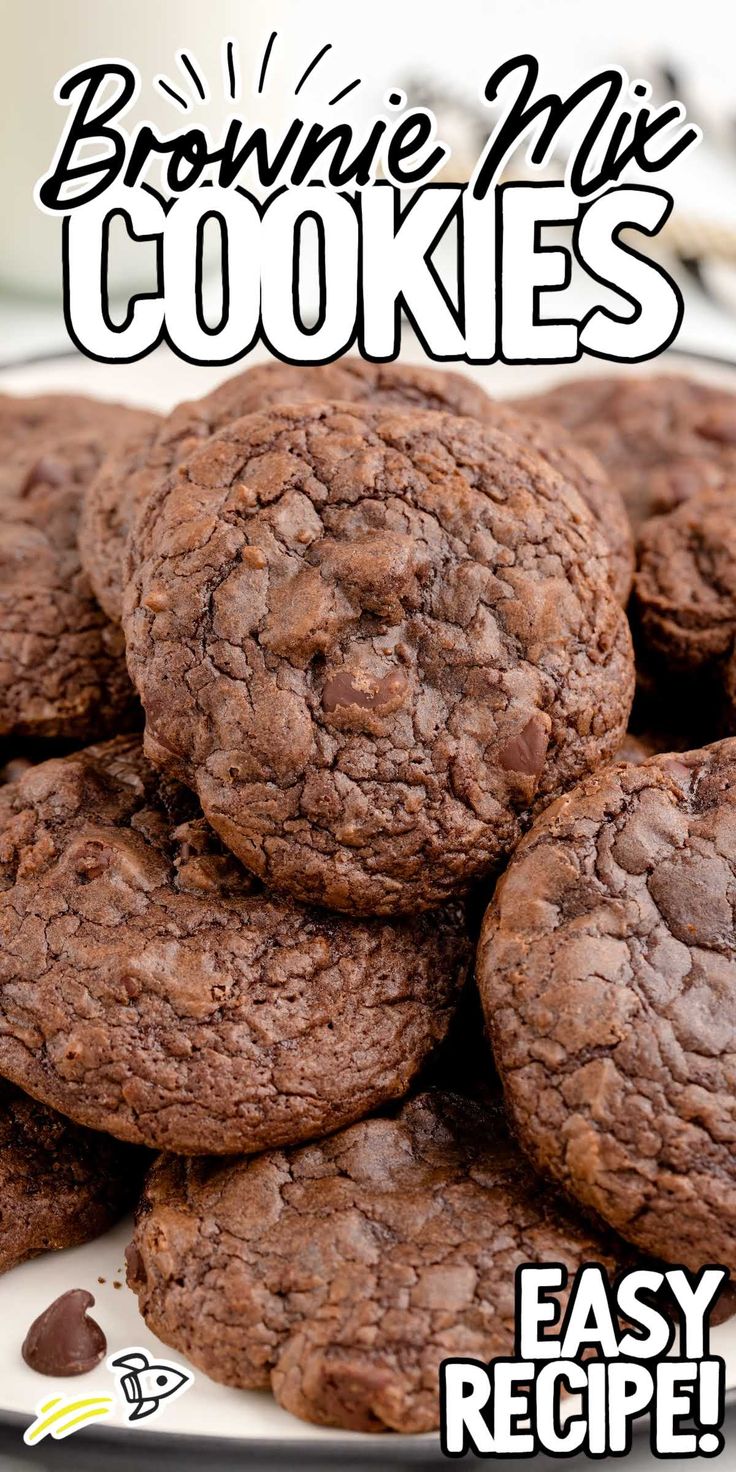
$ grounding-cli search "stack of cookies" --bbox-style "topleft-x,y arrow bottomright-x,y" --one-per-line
0,360 -> 734,1435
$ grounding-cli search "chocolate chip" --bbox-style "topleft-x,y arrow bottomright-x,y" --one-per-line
322,668 -> 408,713
22,1289 -> 106,1376
477,739 -> 736,1272
499,715 -> 549,777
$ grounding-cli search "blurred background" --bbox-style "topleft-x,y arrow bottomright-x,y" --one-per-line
0,0 -> 733,366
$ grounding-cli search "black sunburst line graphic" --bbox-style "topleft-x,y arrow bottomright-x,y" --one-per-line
154,33 -> 363,116
154,48 -> 208,113
224,38 -> 239,102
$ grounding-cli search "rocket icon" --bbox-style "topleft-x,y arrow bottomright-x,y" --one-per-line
108,1349 -> 194,1422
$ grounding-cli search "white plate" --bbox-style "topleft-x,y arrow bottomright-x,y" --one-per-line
1,344 -> 735,1460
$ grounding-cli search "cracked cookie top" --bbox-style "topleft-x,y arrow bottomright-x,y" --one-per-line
83,358 -> 630,622
511,374 -> 736,529
81,359 -> 492,623
0,737 -> 469,1154
123,400 -> 633,915
127,1090 -> 630,1434
0,1077 -> 144,1274
634,488 -> 736,728
477,740 -> 736,1270
0,393 -> 152,739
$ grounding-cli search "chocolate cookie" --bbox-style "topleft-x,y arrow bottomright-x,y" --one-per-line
477,741 -> 736,1270
485,400 -> 632,603
127,1090 -> 630,1433
511,374 -> 736,529
0,738 -> 469,1154
83,359 -> 630,621
634,489 -> 736,730
124,401 -> 634,915
79,416 -> 162,624
0,394 -> 152,739
81,360 -> 490,623
22,1289 -> 107,1376
0,1078 -> 143,1275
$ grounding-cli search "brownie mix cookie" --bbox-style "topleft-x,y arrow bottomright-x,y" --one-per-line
0,738 -> 469,1154
124,401 -> 633,915
79,415 -> 162,624
0,1078 -> 143,1275
485,399 -> 632,603
511,374 -> 736,529
83,358 -> 631,622
81,360 -> 492,623
0,394 -> 153,739
634,487 -> 736,728
0,737 -> 80,787
127,1091 -> 631,1433
477,741 -> 736,1270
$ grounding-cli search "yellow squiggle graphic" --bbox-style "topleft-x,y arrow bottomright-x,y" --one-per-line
23,1395 -> 113,1444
